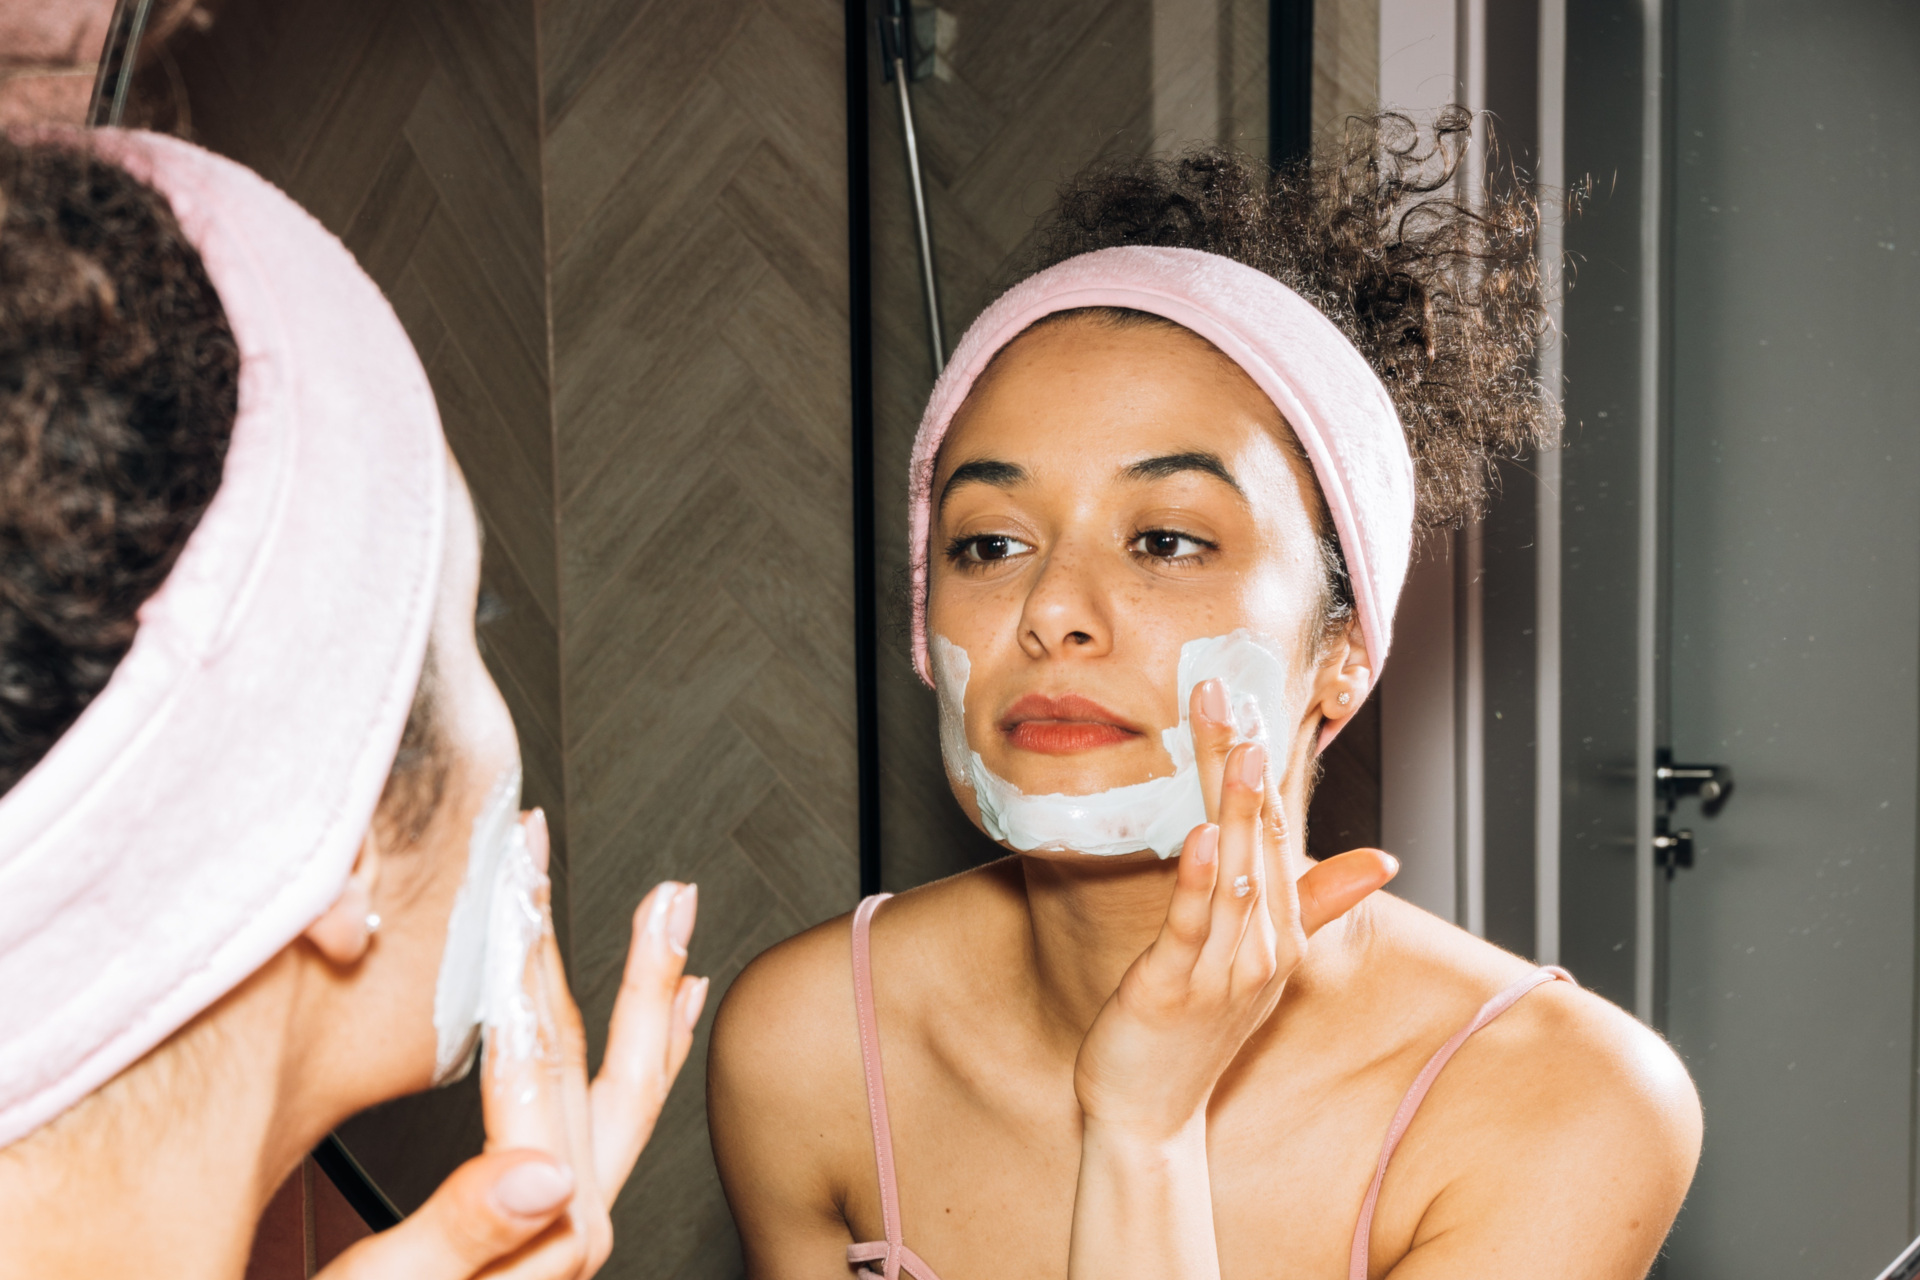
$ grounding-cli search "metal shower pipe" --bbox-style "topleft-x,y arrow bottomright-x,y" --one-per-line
879,1 -> 945,375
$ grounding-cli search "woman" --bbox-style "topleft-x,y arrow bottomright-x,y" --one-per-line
709,117 -> 1702,1279
0,131 -> 702,1278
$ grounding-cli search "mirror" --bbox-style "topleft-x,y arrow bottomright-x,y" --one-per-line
23,0 -> 1916,1274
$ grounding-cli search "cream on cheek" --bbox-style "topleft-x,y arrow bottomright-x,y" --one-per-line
932,629 -> 1299,858
429,762 -> 551,1083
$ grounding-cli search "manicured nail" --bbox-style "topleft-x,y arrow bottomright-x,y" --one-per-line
491,1160 -> 574,1217
644,883 -> 677,950
1200,679 -> 1229,723
525,809 -> 550,875
681,975 -> 711,1029
1236,744 -> 1267,789
1382,853 -> 1401,877
668,883 -> 698,958
1194,824 -> 1220,866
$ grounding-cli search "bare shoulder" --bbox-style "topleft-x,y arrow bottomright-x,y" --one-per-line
709,907 -> 860,1120
712,861 -> 1022,1079
708,861 -> 1025,1175
1370,895 -> 1699,1138
1365,899 -> 1702,1276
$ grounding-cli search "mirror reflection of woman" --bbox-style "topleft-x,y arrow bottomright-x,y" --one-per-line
711,116 -> 1702,1280
0,132 -> 704,1279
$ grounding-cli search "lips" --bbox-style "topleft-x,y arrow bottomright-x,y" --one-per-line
999,693 -> 1144,754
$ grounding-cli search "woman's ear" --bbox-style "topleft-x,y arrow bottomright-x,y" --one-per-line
1312,621 -> 1374,722
303,830 -> 385,966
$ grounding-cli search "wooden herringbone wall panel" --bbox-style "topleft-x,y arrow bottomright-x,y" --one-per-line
868,0 -> 1163,890
157,0 -> 561,1216
543,0 -> 858,1273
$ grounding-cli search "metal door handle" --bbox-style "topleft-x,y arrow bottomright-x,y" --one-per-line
1656,756 -> 1735,816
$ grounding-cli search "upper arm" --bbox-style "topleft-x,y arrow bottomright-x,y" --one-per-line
708,923 -> 869,1280
1382,990 -> 1703,1280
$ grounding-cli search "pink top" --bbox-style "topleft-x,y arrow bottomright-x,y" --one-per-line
844,894 -> 1574,1280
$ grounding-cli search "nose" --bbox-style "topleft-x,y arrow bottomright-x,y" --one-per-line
1015,540 -> 1114,664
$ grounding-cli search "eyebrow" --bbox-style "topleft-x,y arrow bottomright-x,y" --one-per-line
938,458 -> 1028,510
1121,451 -> 1244,496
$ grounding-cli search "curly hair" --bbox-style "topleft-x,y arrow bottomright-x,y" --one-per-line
0,137 -> 238,797
1026,107 -> 1556,533
0,137 -> 444,840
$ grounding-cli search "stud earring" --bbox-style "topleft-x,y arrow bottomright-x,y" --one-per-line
365,913 -> 382,936
1336,691 -> 1352,706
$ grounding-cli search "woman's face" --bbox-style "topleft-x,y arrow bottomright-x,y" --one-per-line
925,315 -> 1346,843
360,456 -> 521,1089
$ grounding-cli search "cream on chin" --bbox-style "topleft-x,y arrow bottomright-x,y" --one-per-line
931,631 -> 1293,858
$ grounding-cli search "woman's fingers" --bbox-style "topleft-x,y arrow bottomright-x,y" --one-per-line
588,881 -> 703,1195
480,849 -> 570,1157
1197,742 -> 1267,977
313,1150 -> 574,1280
1296,847 -> 1399,936
1189,679 -> 1234,825
1147,823 -> 1221,975
529,921 -> 610,1272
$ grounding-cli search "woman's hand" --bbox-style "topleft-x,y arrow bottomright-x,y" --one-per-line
1066,681 -> 1395,1279
317,811 -> 707,1279
1072,680 -> 1396,1143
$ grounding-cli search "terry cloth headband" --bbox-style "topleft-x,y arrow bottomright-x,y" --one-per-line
906,245 -> 1416,746
0,130 -> 447,1148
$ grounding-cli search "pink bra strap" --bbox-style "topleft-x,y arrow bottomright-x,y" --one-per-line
851,895 -> 903,1280
1347,965 -> 1575,1280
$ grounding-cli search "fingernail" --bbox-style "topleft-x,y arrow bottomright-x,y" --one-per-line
669,883 -> 698,958
1382,853 -> 1401,877
525,809 -> 550,875
1194,824 -> 1219,866
645,883 -> 677,950
1236,744 -> 1267,789
681,975 -> 711,1029
1200,679 -> 1229,723
491,1160 -> 574,1217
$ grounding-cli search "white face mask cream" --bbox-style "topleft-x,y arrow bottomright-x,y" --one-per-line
431,763 -> 551,1083
931,630 -> 1294,859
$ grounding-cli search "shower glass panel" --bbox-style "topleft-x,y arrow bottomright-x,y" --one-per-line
862,0 -> 1273,891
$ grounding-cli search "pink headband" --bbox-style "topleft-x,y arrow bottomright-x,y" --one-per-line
907,246 -> 1415,742
0,131 -> 447,1147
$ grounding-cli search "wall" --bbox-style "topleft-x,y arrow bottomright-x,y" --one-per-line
539,1 -> 856,1271
143,1 -> 857,1273
0,0 -> 112,128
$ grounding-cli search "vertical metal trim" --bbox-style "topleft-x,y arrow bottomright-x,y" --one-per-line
1533,0 -> 1566,965
1633,0 -> 1666,1023
1452,0 -> 1488,938
1912,566 -> 1920,1234
1457,521 -> 1487,935
848,0 -> 882,898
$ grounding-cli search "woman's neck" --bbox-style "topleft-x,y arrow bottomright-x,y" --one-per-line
1015,762 -> 1329,1050
0,958 -> 316,1279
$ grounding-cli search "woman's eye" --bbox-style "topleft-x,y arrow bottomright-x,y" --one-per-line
954,534 -> 1034,564
1131,530 -> 1210,561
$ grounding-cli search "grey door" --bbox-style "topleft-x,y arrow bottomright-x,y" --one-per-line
1658,2 -> 1920,1275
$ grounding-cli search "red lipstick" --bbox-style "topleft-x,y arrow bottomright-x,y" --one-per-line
999,694 -> 1144,754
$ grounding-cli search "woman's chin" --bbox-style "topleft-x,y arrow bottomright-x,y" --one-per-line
978,746 -> 1175,798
